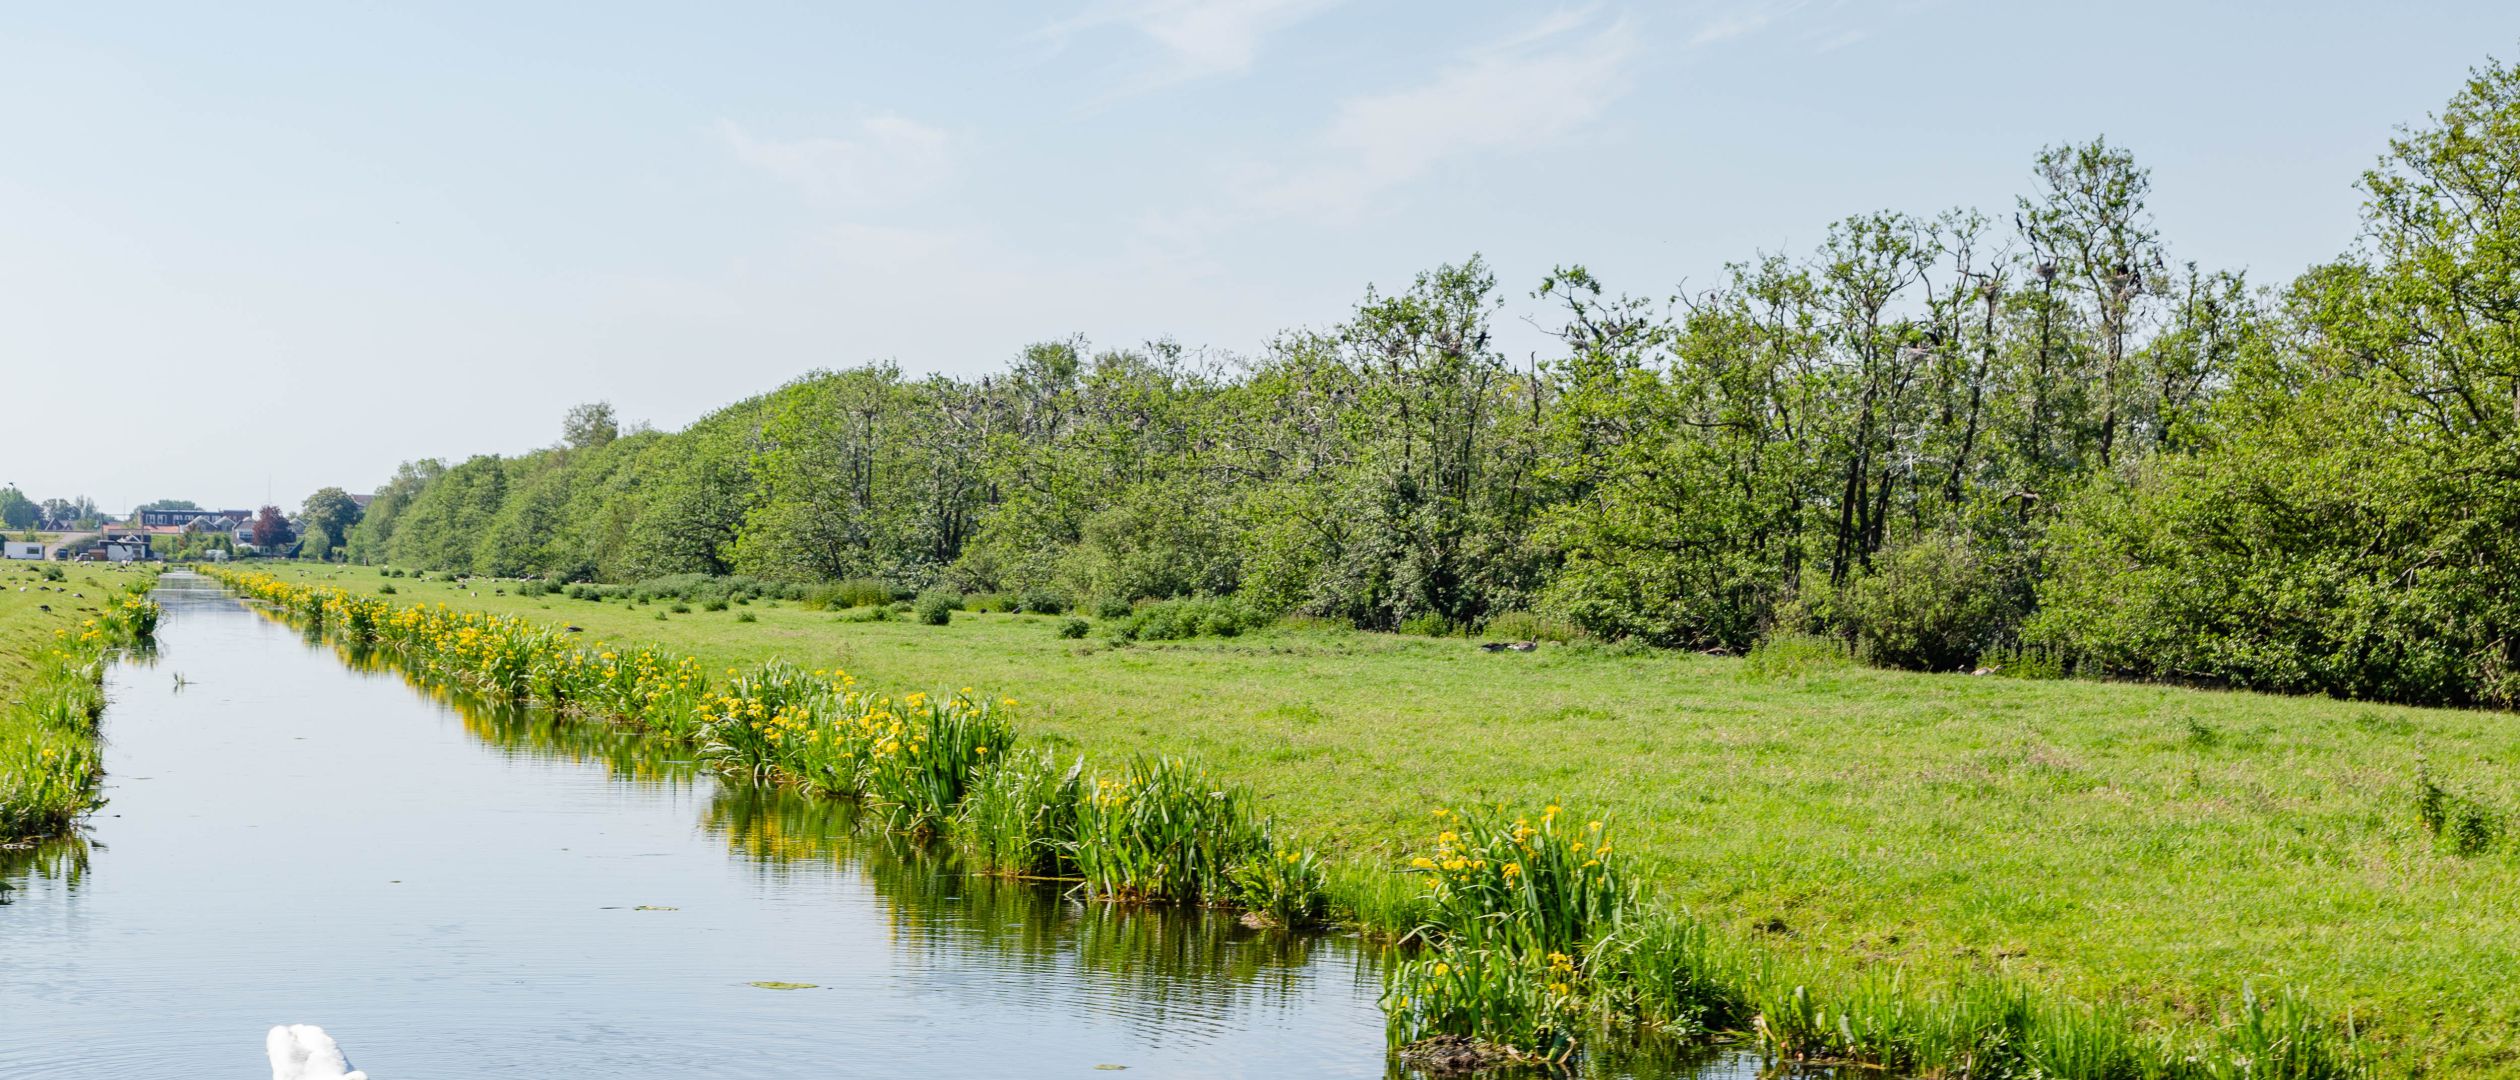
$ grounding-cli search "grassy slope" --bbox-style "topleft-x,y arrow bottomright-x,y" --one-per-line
0,561 -> 148,832
0,562 -> 134,696
269,564 -> 2517,1075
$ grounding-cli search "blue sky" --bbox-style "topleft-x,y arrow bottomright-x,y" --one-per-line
4,2 -> 2513,513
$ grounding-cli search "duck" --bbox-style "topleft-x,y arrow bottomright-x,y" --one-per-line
267,1025 -> 367,1080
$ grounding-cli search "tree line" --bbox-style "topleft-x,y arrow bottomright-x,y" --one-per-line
342,59 -> 2520,708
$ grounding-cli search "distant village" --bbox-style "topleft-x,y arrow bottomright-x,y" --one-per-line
1,497 -> 370,564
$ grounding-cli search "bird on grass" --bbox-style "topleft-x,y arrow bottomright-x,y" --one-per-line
267,1025 -> 366,1080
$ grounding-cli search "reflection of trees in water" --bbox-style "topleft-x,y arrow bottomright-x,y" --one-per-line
319,636 -> 700,787
703,780 -> 1360,1027
0,834 -> 91,906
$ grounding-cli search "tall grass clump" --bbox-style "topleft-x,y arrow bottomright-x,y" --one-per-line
801,578 -> 894,611
1072,756 -> 1271,904
858,688 -> 1017,834
1382,805 -> 1628,1062
951,749 -> 1082,877
1741,631 -> 1851,679
1480,611 -> 1587,644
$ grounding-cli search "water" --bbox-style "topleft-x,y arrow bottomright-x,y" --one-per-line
2,574 -> 1750,1078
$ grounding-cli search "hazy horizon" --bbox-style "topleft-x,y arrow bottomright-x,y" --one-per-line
7,2 -> 2514,512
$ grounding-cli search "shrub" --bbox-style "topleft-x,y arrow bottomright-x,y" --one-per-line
914,589 -> 960,626
965,591 -> 1017,613
1016,588 -> 1068,616
1058,617 -> 1090,639
702,598 -> 730,612
1093,596 -> 1134,619
377,583 -> 397,595
1841,531 -> 2014,672
669,602 -> 691,614
734,610 -> 757,623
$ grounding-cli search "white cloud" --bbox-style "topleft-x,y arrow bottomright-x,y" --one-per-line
1045,0 -> 1342,89
1242,8 -> 1639,219
717,113 -> 956,209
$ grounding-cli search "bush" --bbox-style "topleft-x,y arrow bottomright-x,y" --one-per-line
965,591 -> 1017,613
1841,531 -> 2013,672
914,589 -> 960,626
377,583 -> 397,595
734,610 -> 757,623
1092,596 -> 1134,619
1016,588 -> 1068,616
1058,617 -> 1090,639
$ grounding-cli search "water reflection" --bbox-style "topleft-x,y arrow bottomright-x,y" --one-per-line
0,834 -> 89,906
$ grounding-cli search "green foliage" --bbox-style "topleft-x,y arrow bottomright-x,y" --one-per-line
950,749 -> 1081,877
1104,596 -> 1264,642
2415,762 -> 2504,856
1742,632 -> 1851,679
1839,531 -> 2014,672
913,589 -> 959,626
1478,611 -> 1585,644
800,578 -> 896,610
1057,616 -> 1089,639
1070,756 -> 1273,904
1396,613 -> 1455,637
329,63 -> 2519,716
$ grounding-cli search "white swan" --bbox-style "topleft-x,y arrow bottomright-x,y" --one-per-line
267,1025 -> 367,1080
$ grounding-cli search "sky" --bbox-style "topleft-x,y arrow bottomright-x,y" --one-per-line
4,2 -> 2514,514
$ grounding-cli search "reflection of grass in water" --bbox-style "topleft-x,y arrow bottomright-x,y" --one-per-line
0,832 -> 92,905
325,637 -> 704,787
701,778 -> 1354,1022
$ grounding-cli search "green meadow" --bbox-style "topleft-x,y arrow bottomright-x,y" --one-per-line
257,562 -> 2520,1075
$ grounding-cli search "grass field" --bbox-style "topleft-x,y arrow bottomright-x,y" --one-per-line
249,563 -> 2518,1075
0,560 -> 156,839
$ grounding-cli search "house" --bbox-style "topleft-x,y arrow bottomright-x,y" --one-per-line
3,540 -> 41,561
100,534 -> 152,563
135,507 -> 253,529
